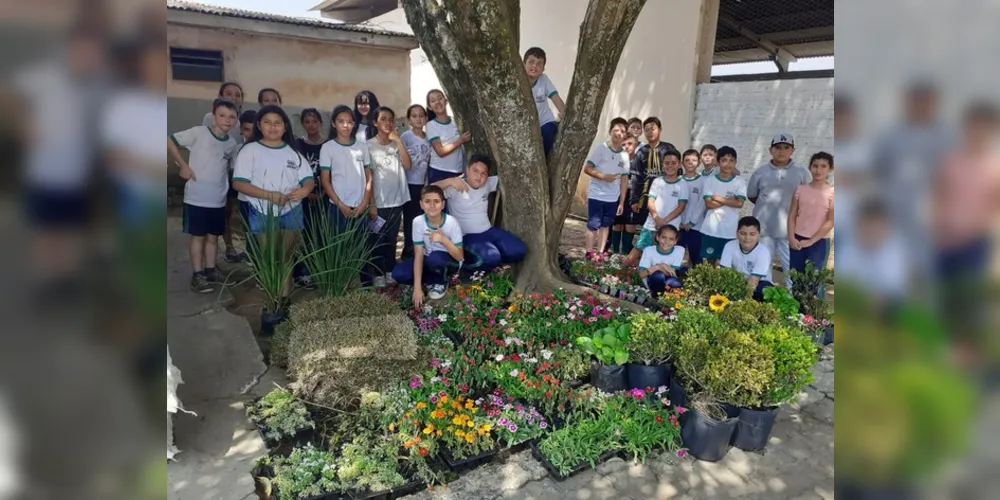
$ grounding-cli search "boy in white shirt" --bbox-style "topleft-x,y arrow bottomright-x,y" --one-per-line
638,225 -> 687,297
167,99 -> 240,293
523,47 -> 566,156
698,146 -> 747,263
391,185 -> 465,308
679,149 -> 706,266
434,156 -> 526,273
583,117 -> 630,258
699,144 -> 719,177
720,217 -> 775,301
624,149 -> 688,267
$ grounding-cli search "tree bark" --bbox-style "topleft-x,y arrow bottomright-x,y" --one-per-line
402,0 -> 646,293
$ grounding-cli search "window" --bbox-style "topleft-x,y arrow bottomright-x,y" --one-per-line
170,47 -> 224,82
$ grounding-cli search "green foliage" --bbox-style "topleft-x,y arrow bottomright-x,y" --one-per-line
788,261 -> 833,320
244,205 -> 299,313
700,331 -> 774,408
290,292 -> 402,323
246,388 -> 314,442
756,325 -> 818,406
301,204 -> 375,297
605,392 -> 684,462
718,300 -> 781,332
269,321 -> 292,368
762,286 -> 800,318
667,308 -> 729,384
576,322 -> 631,365
685,263 -> 750,303
626,312 -> 672,365
263,445 -> 343,500
550,347 -> 592,383
537,417 -> 618,476
569,259 -> 603,284
334,434 -> 407,493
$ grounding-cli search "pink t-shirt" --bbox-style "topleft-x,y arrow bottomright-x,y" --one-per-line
935,151 -> 1000,248
792,184 -> 834,237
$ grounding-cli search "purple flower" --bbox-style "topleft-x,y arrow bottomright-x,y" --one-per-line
487,281 -> 494,288
498,417 -> 510,426
629,388 -> 645,400
508,424 -> 518,432
430,395 -> 439,404
677,449 -> 688,458
675,406 -> 688,415
539,421 -> 548,429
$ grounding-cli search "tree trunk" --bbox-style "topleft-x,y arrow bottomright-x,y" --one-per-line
403,0 -> 646,293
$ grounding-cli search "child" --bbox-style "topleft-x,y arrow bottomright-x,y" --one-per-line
425,89 -> 471,184
583,117 -> 630,258
168,98 -> 241,293
627,117 -> 643,141
257,88 -> 282,107
367,106 -> 413,288
679,149 -> 705,266
698,146 -> 747,263
400,104 -> 431,260
523,47 -> 566,156
202,82 -> 244,142
788,152 -> 834,275
720,217 -> 774,301
626,149 -> 688,267
699,144 -> 718,177
639,225 -> 687,297
747,133 -> 810,287
629,117 -> 678,230
391,185 -> 465,308
434,155 -> 526,271
292,108 -> 326,290
231,105 -> 314,300
320,104 -> 374,233
838,199 -> 907,301
235,110 -> 257,233
353,90 -> 380,142
608,135 -> 639,255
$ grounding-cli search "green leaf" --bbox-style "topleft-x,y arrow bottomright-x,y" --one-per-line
602,334 -> 618,348
613,350 -> 629,365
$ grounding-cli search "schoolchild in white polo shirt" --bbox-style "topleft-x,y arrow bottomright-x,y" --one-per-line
582,117 -> 630,258
698,146 -> 747,263
624,149 -> 688,267
523,47 -> 566,157
679,148 -> 706,266
719,216 -> 775,301
434,155 -> 527,273
391,185 -> 465,308
425,89 -> 470,185
320,104 -> 373,233
638,225 -> 688,297
169,99 -> 241,293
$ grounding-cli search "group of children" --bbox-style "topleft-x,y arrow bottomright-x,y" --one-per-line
583,119 -> 835,301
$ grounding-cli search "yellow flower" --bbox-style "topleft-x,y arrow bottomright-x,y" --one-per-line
465,433 -> 475,443
431,409 -> 446,419
674,302 -> 684,310
415,402 -> 427,410
452,416 -> 464,426
436,430 -> 443,437
440,395 -> 449,404
455,429 -> 465,438
709,294 -> 730,312
388,424 -> 395,432
466,420 -> 475,428
423,424 -> 435,435
464,400 -> 474,410
481,424 -> 492,432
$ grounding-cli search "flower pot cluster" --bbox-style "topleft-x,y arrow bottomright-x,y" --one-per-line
247,263 -> 828,498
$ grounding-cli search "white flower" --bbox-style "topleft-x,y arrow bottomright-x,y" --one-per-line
495,354 -> 505,362
499,319 -> 507,326
431,376 -> 441,383
540,349 -> 553,360
570,305 -> 578,312
510,369 -> 519,377
437,314 -> 448,322
526,357 -> 538,364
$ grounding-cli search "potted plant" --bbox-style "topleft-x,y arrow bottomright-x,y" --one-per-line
680,398 -> 740,463
245,388 -> 315,454
243,206 -> 300,335
666,308 -> 728,411
576,322 -> 631,393
333,434 -> 422,499
762,286 -> 801,319
717,299 -> 782,333
624,312 -> 673,392
684,263 -> 750,304
788,262 -> 834,343
612,389 -> 686,462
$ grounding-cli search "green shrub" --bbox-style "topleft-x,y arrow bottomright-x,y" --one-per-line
756,325 -> 818,405
667,308 -> 729,383
576,322 -> 631,365
700,330 -> 774,408
260,445 -> 344,500
685,263 -> 749,303
789,262 -> 833,320
246,388 -> 314,442
718,300 -> 781,333
289,293 -> 400,324
627,312 -> 672,365
334,435 -> 407,493
762,286 -> 800,318
550,347 -> 591,383
269,321 -> 292,368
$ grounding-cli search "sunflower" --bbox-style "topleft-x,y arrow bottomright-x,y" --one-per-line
708,294 -> 730,312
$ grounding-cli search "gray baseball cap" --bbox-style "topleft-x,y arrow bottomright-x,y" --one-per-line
770,133 -> 794,147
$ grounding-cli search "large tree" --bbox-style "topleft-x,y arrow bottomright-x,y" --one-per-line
402,0 -> 647,292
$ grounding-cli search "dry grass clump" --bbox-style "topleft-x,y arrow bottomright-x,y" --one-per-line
289,293 -> 400,324
291,351 -> 430,408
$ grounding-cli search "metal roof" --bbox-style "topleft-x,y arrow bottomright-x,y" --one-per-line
166,0 -> 413,38
310,0 -> 399,24
714,0 -> 834,68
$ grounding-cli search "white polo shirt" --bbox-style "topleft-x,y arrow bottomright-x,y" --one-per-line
232,142 -> 313,216
444,176 -> 498,235
367,138 -> 410,209
171,125 -> 240,208
698,174 -> 748,239
426,117 -> 466,174
720,240 -> 772,283
638,245 -> 686,271
320,138 -> 371,208
412,213 -> 464,256
644,177 -> 690,231
680,174 -> 707,227
531,73 -> 559,126
586,142 -> 629,203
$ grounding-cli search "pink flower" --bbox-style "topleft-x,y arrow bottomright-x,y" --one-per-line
677,449 -> 688,458
804,314 -> 814,322
629,388 -> 645,400
675,406 -> 688,414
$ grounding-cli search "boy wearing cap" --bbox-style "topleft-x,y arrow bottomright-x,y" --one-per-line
747,133 -> 810,287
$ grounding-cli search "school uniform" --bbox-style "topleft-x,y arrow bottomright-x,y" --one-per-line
679,174 -> 706,265
444,176 -> 526,272
171,126 -> 240,236
103,89 -> 168,226
319,138 -> 371,232
401,130 -> 431,258
789,183 -> 834,274
719,240 -> 773,301
532,73 -> 560,155
426,117 -> 466,184
635,177 -> 689,251
585,142 -> 630,231
697,174 -> 747,261
629,141 -> 678,227
202,112 -> 244,201
392,214 -> 464,286
747,158 -> 810,286
366,137 -> 411,278
232,142 -> 313,233
639,245 -> 687,296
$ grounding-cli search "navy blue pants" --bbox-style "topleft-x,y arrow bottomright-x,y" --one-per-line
401,184 -> 425,260
392,250 -> 459,286
428,168 -> 462,185
678,227 -> 702,266
789,234 -> 828,274
541,121 -> 558,156
752,280 -> 774,302
464,226 -> 527,272
646,269 -> 685,297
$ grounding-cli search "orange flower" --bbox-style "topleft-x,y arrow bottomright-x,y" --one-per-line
465,433 -> 475,443
415,402 -> 427,410
418,447 -> 429,457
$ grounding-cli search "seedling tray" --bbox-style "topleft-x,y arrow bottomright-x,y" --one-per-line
530,441 -> 621,481
440,445 -> 500,472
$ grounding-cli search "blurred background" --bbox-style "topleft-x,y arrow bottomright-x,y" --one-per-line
836,0 -> 1000,498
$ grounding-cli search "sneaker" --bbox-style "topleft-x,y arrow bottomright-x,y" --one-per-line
204,268 -> 230,285
190,274 -> 213,294
427,284 -> 447,300
295,275 -> 317,290
373,275 -> 387,289
224,248 -> 248,263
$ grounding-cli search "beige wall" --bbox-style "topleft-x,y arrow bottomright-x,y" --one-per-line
166,24 -> 411,112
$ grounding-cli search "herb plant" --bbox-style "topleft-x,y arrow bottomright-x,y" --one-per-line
576,323 -> 631,365
762,286 -> 801,318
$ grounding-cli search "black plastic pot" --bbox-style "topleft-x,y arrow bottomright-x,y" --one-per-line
730,406 -> 780,452
531,441 -> 621,481
347,478 -> 425,500
261,309 -> 287,336
823,325 -> 834,345
681,404 -> 739,462
440,445 -> 500,472
443,330 -> 464,346
668,373 -> 689,411
626,363 -> 672,392
591,364 -> 628,393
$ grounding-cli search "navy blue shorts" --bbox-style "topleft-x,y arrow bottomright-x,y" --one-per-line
183,204 -> 225,236
248,204 -> 304,234
25,187 -> 90,229
587,199 -> 618,231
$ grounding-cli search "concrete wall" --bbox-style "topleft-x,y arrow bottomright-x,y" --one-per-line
691,77 -> 835,179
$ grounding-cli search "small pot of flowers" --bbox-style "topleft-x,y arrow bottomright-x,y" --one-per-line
576,322 -> 631,393
244,388 -> 315,455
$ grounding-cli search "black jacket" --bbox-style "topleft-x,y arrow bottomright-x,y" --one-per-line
629,141 -> 677,205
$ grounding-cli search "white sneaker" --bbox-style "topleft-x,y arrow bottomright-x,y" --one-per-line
386,272 -> 396,284
428,284 -> 447,300
373,275 -> 387,289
